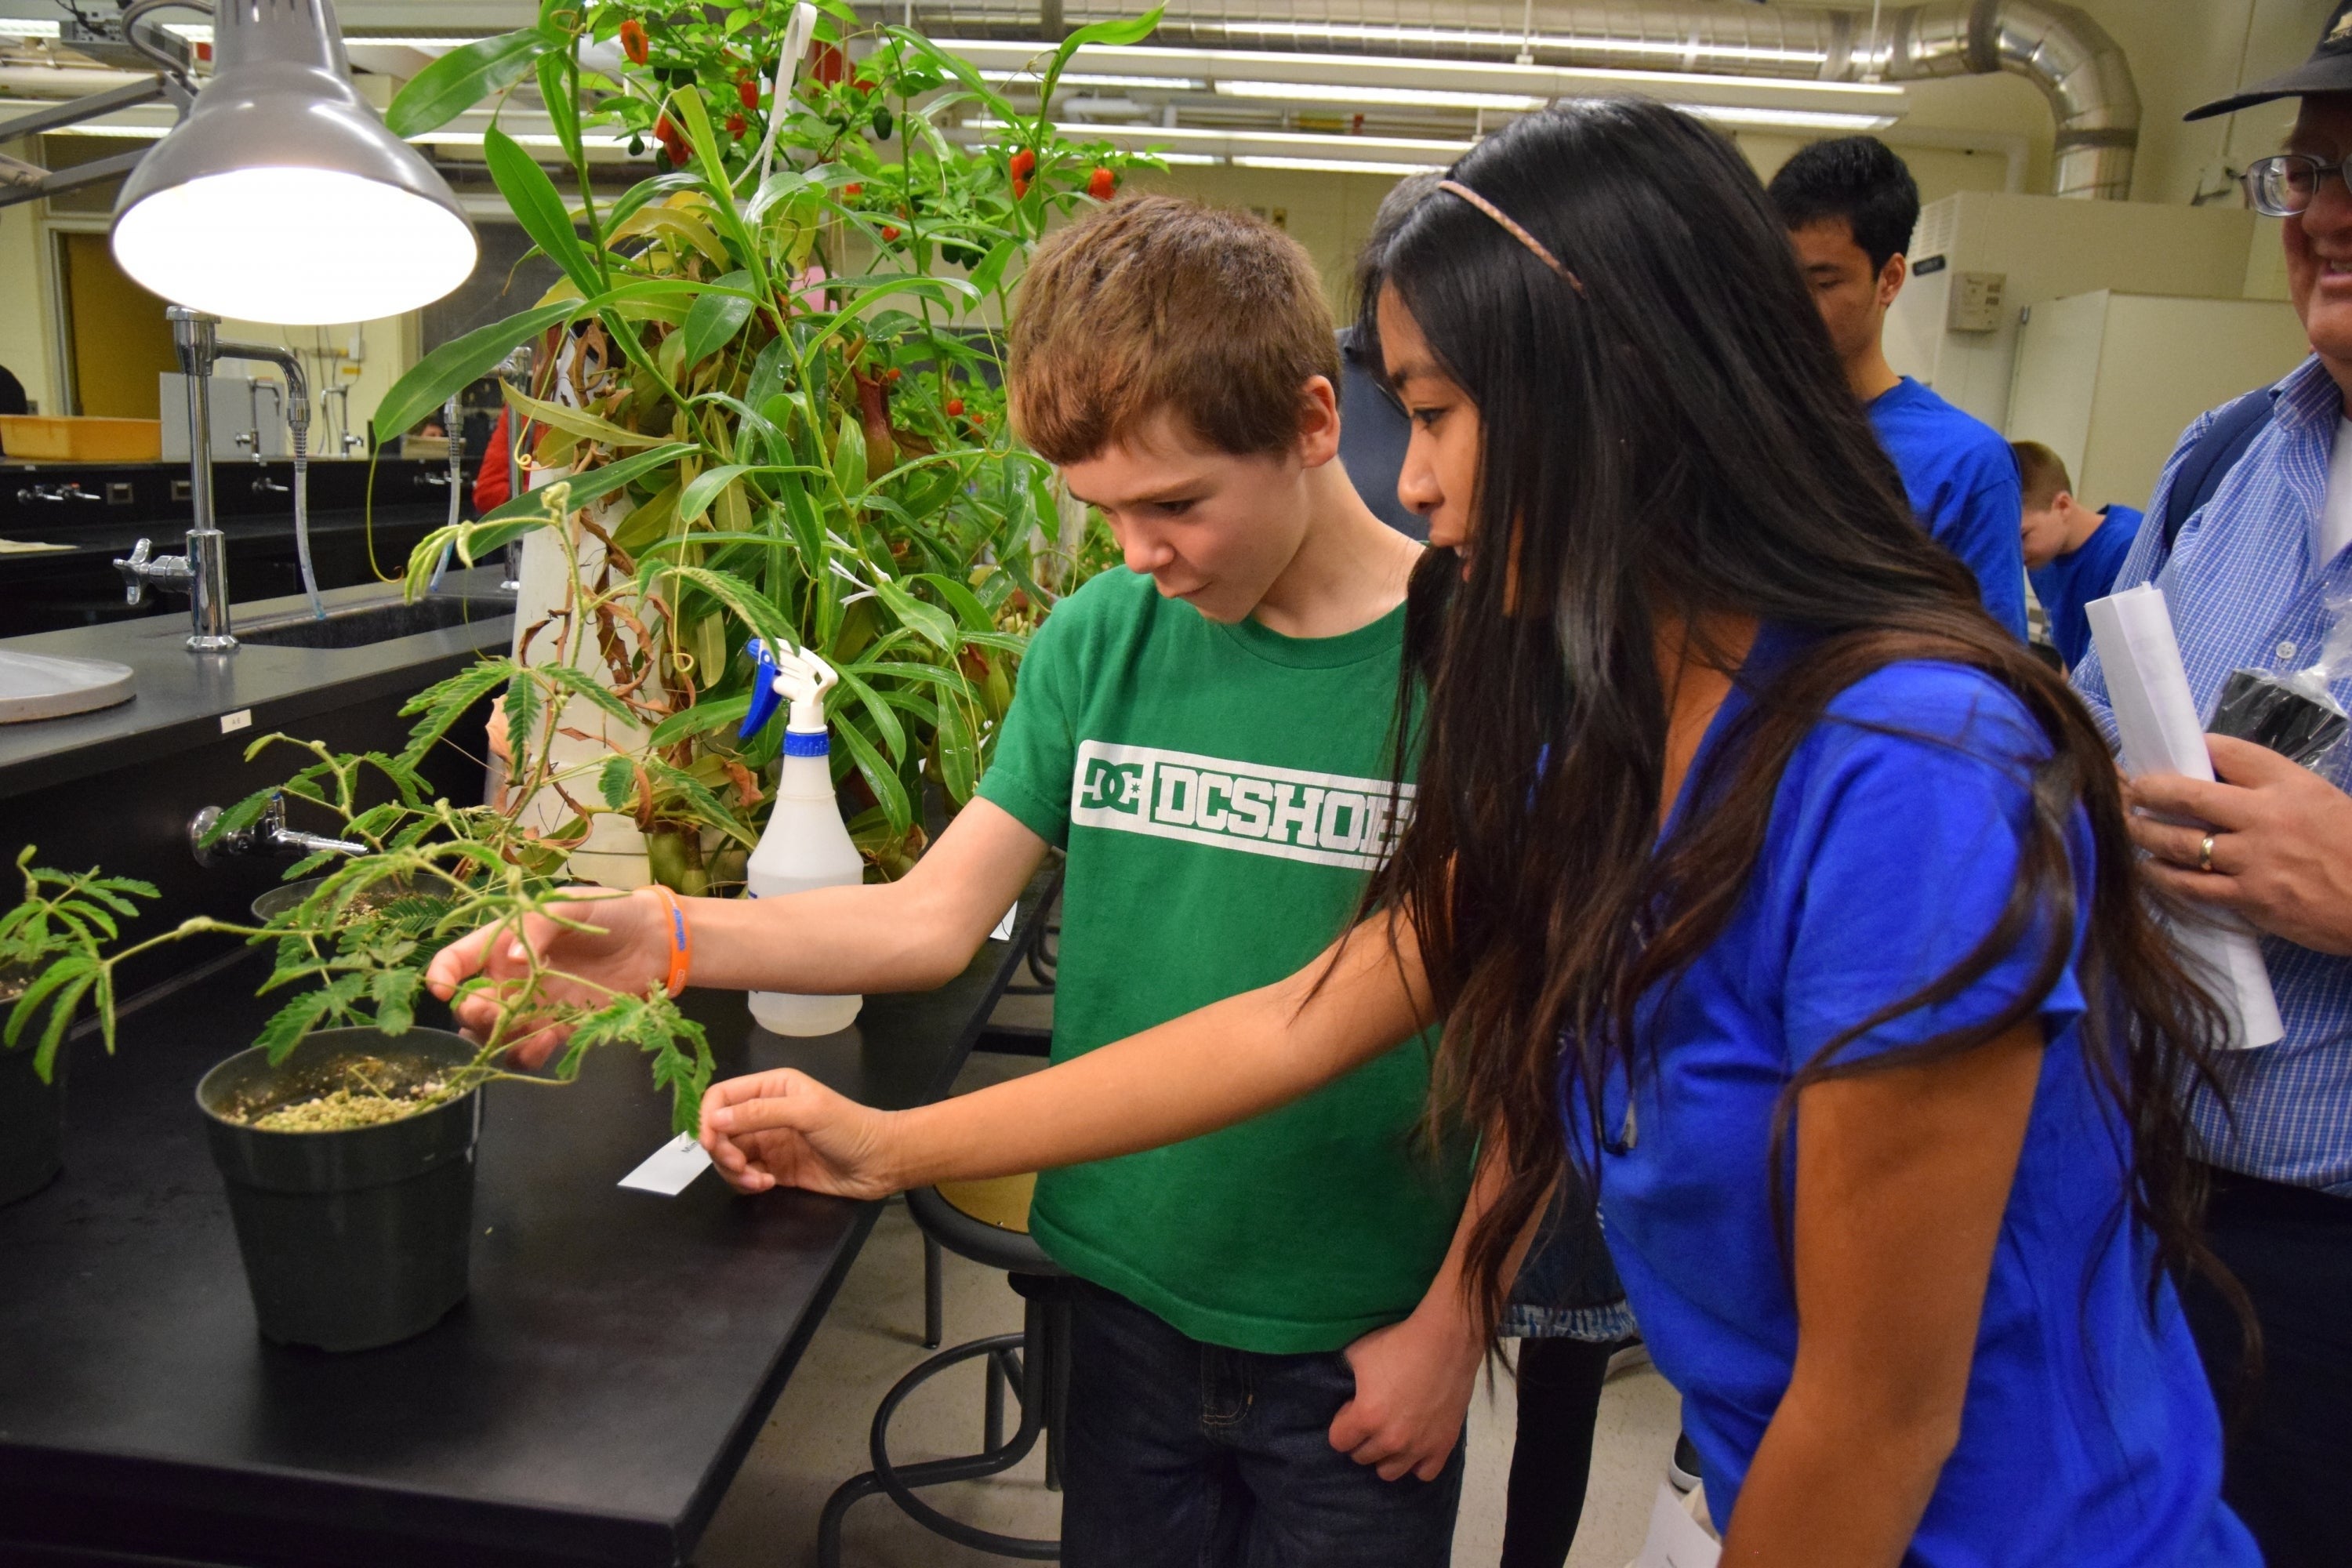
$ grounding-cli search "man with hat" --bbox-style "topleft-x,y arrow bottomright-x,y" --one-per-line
2067,12 -> 2352,1566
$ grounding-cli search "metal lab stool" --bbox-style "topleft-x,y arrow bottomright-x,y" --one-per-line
818,1174 -> 1072,1564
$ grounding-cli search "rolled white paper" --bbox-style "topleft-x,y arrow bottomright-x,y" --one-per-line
2086,585 -> 2285,1050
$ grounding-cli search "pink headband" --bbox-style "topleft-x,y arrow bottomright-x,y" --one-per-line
1437,179 -> 1587,296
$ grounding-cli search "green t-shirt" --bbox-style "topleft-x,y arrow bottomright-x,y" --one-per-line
978,567 -> 1471,1353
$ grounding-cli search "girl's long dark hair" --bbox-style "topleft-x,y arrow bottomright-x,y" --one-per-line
1359,100 -> 2249,1358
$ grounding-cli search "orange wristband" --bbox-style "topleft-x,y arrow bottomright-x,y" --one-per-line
645,884 -> 691,997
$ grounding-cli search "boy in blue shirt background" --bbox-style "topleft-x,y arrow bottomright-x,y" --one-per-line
1769,136 -> 2029,639
2011,439 -> 2143,668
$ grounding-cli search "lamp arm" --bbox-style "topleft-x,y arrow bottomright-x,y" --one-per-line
119,0 -> 212,90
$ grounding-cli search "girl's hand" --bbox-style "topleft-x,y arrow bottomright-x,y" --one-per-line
1330,1301 -> 1483,1482
699,1068 -> 905,1201
423,887 -> 671,1066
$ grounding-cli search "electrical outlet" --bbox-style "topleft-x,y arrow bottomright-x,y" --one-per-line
171,478 -> 191,503
105,482 -> 133,506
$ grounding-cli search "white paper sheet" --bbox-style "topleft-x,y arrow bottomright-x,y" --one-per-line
1629,1482 -> 1720,1568
2085,585 -> 2285,1049
619,1132 -> 715,1196
989,904 -> 1017,942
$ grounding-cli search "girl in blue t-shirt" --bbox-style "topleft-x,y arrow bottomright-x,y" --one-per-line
701,102 -> 2258,1567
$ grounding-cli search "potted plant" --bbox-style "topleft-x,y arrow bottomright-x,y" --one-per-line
5,674 -> 716,1348
0,850 -> 158,1205
372,0 -> 1148,891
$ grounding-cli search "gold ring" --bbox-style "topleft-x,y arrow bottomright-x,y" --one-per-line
2198,833 -> 2216,874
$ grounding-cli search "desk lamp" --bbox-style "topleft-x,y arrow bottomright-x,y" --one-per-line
110,0 -> 477,325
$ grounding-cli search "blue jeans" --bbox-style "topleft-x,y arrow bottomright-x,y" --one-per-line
1060,1279 -> 1465,1568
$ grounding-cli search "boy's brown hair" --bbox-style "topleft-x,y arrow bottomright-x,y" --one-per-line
1008,194 -> 1339,465
2010,439 -> 2073,509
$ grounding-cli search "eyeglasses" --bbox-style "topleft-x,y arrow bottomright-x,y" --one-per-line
2243,154 -> 2352,217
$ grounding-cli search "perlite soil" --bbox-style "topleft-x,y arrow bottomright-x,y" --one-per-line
234,1057 -> 462,1133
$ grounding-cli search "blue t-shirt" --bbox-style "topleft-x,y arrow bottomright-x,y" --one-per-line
2029,503 -> 2144,669
1572,632 -> 2252,1566
1868,378 -> 2028,639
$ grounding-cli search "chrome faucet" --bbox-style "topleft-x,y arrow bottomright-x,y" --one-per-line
15,482 -> 103,504
233,378 -> 281,460
188,791 -> 368,866
115,307 -> 313,652
320,384 -> 364,456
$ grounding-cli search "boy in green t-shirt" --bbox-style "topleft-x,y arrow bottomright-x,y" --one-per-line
428,195 -> 1480,1565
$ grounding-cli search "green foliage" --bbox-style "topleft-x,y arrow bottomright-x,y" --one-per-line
0,848 -> 158,1081
379,2 -> 1138,886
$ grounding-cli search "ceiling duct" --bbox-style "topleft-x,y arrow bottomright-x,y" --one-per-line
914,0 -> 2139,198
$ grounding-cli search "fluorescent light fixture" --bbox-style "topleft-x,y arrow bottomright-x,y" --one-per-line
112,0 -> 477,325
1675,103 -> 1897,132
982,70 -> 1207,92
1218,80 -> 1544,113
50,122 -> 172,139
1181,20 -> 1827,67
960,117 -> 1470,169
933,42 -> 1906,123
1232,156 -> 1444,176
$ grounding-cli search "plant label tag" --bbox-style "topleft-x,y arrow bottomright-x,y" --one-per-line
619,1133 -> 713,1196
989,904 -> 1017,942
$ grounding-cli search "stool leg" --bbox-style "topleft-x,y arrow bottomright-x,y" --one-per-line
985,1347 -> 1007,1453
819,1327 -> 1060,1561
923,1231 -> 944,1349
1042,1297 -> 1071,1494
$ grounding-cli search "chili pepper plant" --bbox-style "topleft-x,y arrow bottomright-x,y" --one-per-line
372,1 -> 1157,892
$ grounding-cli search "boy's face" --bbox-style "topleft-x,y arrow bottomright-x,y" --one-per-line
1788,216 -> 1904,370
2020,498 -> 2070,568
1059,405 -> 1323,624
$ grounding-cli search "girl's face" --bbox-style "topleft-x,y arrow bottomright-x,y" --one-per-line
1377,286 -> 1483,561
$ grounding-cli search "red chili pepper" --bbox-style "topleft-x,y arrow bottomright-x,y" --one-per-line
809,41 -> 846,87
654,114 -> 687,163
885,367 -> 902,382
619,19 -> 648,64
969,410 -> 986,426
1087,166 -> 1116,201
944,397 -> 964,416
880,223 -> 901,241
738,77 -> 759,109
726,111 -> 746,137
1009,147 -> 1036,180
1011,175 -> 1029,201
844,182 -> 862,197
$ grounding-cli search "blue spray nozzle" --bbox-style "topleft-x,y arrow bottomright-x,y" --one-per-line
739,637 -> 783,738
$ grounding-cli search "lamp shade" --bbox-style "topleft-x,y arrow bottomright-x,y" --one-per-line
111,0 -> 477,325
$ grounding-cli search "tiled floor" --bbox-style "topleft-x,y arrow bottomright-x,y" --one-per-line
695,1043 -> 1686,1568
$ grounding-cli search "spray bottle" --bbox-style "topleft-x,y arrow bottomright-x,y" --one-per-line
739,636 -> 866,1035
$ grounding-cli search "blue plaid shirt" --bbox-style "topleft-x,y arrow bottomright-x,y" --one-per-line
2072,354 -> 2352,1195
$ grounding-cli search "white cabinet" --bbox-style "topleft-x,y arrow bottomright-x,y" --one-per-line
2005,291 -> 2310,512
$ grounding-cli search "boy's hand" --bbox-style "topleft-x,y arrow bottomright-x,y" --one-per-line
1329,1299 -> 1483,1483
699,1068 -> 905,1201
424,887 -> 670,1066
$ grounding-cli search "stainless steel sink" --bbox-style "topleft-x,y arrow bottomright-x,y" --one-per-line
235,595 -> 514,650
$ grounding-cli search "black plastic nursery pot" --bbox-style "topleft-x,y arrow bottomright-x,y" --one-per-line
0,1040 -> 65,1207
196,1025 -> 484,1353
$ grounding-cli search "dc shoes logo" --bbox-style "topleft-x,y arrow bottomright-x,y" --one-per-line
1068,740 -> 1411,872
1078,758 -> 1148,815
